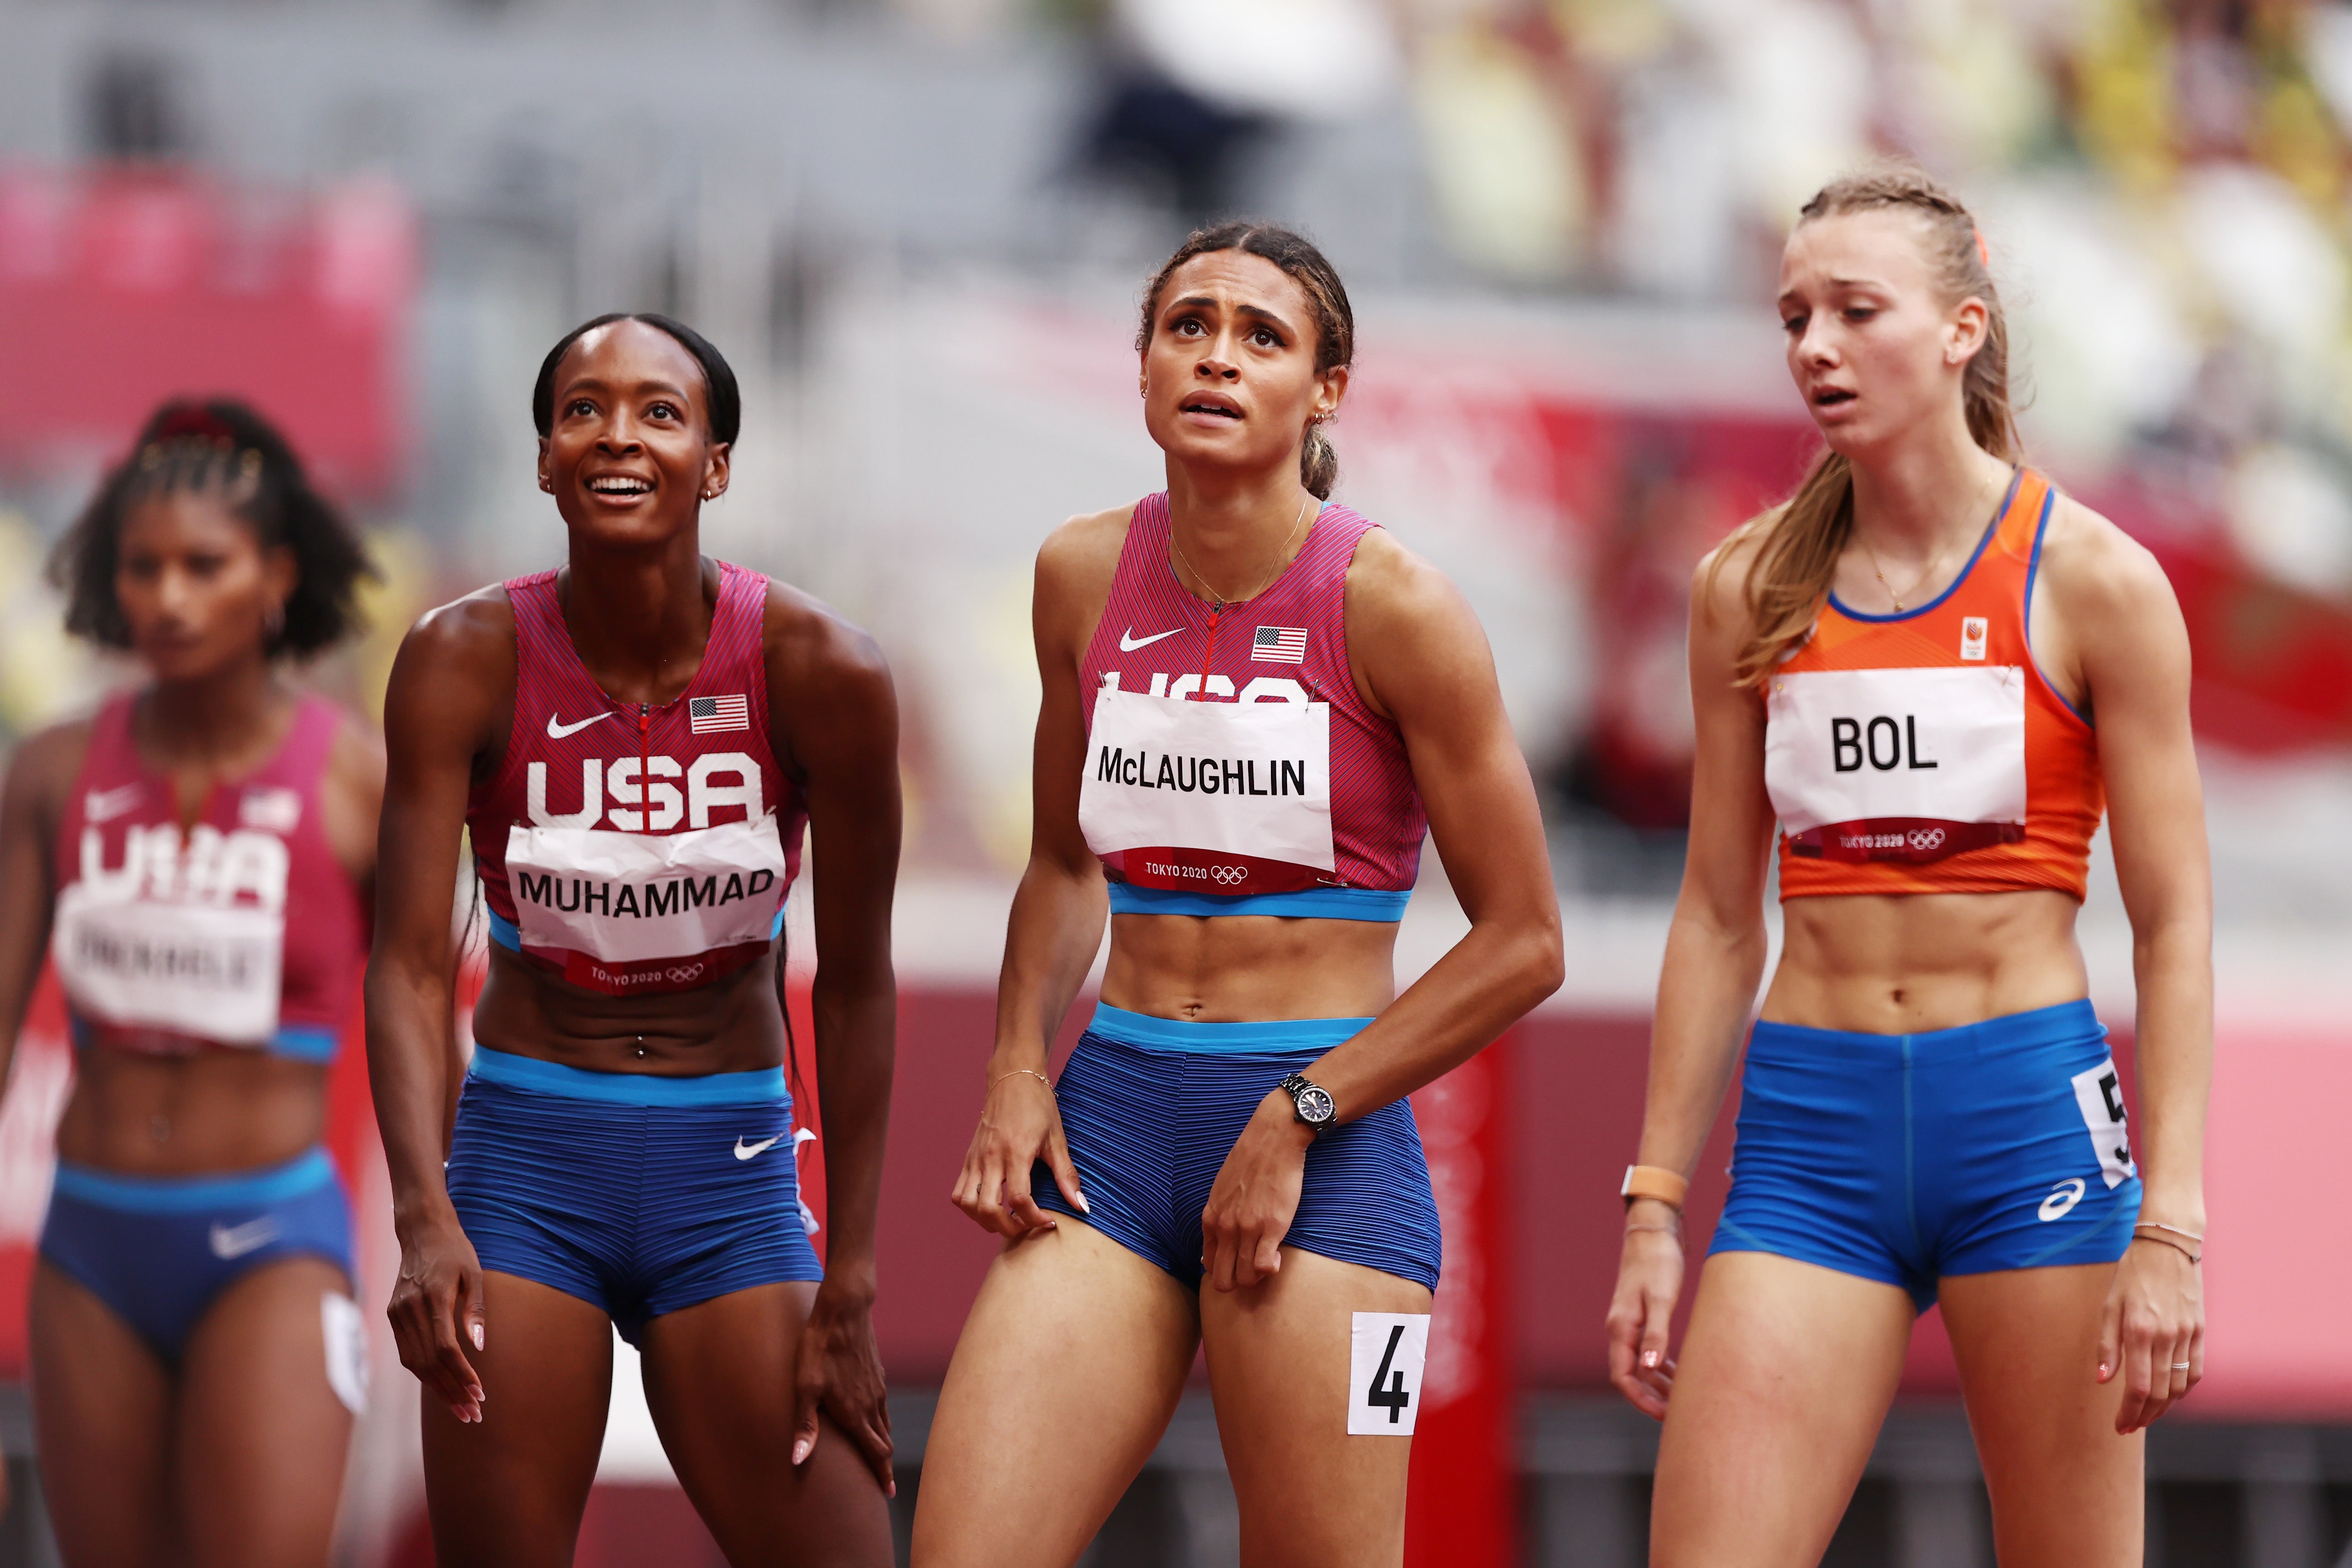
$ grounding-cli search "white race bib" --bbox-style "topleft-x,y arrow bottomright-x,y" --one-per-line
503,812 -> 788,965
1078,686 -> 1333,894
52,884 -> 285,1046
1765,665 -> 2027,862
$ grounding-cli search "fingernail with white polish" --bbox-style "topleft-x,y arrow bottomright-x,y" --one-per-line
793,1439 -> 811,1465
1076,1194 -> 1091,1214
471,1323 -> 485,1351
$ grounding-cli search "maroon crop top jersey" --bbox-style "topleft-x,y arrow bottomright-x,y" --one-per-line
1077,493 -> 1426,920
466,561 -> 806,996
50,693 -> 365,1061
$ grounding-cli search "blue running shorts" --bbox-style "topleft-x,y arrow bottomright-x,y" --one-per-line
1709,998 -> 2141,1309
446,1046 -> 823,1345
40,1146 -> 355,1361
1032,1003 -> 1441,1290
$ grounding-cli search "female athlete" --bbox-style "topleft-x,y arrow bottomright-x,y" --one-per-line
0,399 -> 380,1566
1605,165 -> 2212,1565
368,314 -> 899,1567
911,223 -> 1564,1568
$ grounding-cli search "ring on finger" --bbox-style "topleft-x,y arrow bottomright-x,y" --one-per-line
2170,1361 -> 2191,1371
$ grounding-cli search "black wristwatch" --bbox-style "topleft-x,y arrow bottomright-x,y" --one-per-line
1279,1072 -> 1337,1139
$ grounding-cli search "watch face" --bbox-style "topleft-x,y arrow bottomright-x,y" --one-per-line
1297,1085 -> 1336,1124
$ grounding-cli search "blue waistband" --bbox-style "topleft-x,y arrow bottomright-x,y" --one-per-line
1748,998 -> 2104,1060
468,1044 -> 788,1106
486,904 -> 787,953
71,1015 -> 339,1064
1084,1002 -> 1375,1054
50,1146 -> 338,1214
1107,883 -> 1410,922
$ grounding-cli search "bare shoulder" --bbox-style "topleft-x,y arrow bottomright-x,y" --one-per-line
1345,524 -> 1473,633
1,712 -> 99,818
761,577 -> 891,693
1693,511 -> 1774,624
1036,502 -> 1135,597
396,582 -> 518,682
322,701 -> 387,800
2036,493 -> 2178,619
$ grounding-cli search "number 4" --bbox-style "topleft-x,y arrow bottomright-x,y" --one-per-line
1365,1324 -> 1411,1424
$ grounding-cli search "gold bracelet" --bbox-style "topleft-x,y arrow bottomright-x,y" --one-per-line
989,1067 -> 1051,1093
2138,1220 -> 2205,1246
2131,1228 -> 2201,1265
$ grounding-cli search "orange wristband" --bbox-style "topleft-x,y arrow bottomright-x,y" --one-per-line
1621,1164 -> 1689,1210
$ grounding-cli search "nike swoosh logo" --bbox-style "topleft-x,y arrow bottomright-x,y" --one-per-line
208,1217 -> 281,1260
546,711 -> 611,740
85,783 -> 146,822
1119,627 -> 1181,651
734,1134 -> 783,1161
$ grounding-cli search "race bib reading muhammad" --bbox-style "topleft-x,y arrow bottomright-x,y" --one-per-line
1078,685 -> 1334,896
502,812 -> 788,991
1764,665 -> 2027,863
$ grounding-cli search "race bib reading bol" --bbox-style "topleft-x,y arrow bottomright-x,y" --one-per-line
1764,665 -> 2027,863
1078,686 -> 1334,896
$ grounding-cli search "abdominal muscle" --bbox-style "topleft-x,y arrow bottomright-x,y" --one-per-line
1101,911 -> 1399,1023
1761,888 -> 2090,1035
56,1049 -> 327,1176
469,942 -> 788,1075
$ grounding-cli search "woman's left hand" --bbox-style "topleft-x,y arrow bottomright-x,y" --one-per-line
1200,1090 -> 1315,1291
2097,1236 -> 2204,1433
791,1277 -> 896,1496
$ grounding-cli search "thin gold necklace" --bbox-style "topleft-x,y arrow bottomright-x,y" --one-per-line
1170,492 -> 1316,614
1859,468 -> 2003,612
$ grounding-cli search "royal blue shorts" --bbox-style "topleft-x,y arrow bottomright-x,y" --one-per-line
40,1146 -> 354,1362
1033,1004 -> 1441,1291
447,1047 -> 823,1345
1709,999 -> 2141,1309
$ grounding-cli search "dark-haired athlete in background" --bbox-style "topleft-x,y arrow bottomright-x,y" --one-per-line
368,314 -> 897,1567
0,400 -> 382,1567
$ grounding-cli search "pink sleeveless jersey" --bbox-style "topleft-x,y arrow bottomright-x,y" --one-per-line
1077,493 -> 1426,919
50,693 -> 364,1061
467,561 -> 806,996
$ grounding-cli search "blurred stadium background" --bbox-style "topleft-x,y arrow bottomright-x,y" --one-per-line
3,0 -> 2352,1563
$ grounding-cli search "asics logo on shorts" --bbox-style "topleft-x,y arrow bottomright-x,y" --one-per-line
1908,827 -> 1946,852
2038,1179 -> 2086,1221
734,1134 -> 782,1161
1210,864 -> 1247,886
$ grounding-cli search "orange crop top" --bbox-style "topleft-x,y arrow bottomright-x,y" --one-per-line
1764,468 -> 2104,901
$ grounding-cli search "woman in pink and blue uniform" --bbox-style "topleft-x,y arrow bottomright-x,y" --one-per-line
913,224 -> 1565,1568
368,314 -> 899,1566
0,400 -> 381,1566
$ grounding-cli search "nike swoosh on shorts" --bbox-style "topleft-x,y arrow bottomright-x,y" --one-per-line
734,1135 -> 783,1161
1119,627 -> 1181,652
546,711 -> 611,740
208,1217 -> 282,1260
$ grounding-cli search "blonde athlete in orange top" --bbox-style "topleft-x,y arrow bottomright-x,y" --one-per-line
1606,165 -> 2210,1567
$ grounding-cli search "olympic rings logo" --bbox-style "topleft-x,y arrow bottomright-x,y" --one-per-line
660,962 -> 708,984
1907,828 -> 1946,852
1210,865 -> 1248,887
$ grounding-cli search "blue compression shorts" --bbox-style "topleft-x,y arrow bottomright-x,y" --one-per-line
40,1146 -> 354,1362
1709,999 -> 2141,1309
1033,1003 -> 1441,1290
446,1047 -> 823,1345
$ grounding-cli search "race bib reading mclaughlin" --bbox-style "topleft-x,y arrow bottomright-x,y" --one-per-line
1078,686 -> 1335,893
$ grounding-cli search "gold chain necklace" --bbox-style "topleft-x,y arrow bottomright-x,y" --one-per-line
1859,468 -> 2003,612
1170,492 -> 1316,614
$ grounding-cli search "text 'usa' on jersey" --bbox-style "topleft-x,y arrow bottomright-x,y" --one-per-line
466,562 -> 809,996
1076,494 -> 1426,904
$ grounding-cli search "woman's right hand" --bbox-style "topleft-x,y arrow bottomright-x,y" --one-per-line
950,1069 -> 1088,1239
389,1201 -> 489,1423
1605,1205 -> 1686,1420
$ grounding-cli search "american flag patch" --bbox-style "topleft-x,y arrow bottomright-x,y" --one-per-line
689,694 -> 751,733
1251,625 -> 1308,664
